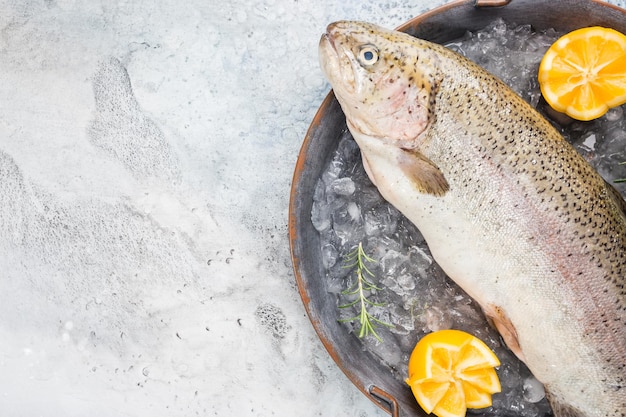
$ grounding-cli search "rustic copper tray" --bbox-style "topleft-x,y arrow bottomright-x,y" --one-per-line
289,1 -> 626,415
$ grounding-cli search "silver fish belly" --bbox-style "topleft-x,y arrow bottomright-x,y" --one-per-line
319,21 -> 626,417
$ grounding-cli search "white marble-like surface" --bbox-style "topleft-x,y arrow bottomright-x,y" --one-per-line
1,1 -> 625,416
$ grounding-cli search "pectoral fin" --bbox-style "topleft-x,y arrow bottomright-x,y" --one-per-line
545,391 -> 587,417
484,304 -> 525,363
397,149 -> 449,196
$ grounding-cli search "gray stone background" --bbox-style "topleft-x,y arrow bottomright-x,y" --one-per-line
1,0 -> 624,416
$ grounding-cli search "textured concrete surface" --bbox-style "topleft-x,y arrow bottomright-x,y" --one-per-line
0,1 -> 624,416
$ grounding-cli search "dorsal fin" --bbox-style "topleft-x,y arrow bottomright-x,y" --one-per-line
397,149 -> 449,196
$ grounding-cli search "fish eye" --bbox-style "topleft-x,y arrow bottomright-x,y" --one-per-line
358,45 -> 379,66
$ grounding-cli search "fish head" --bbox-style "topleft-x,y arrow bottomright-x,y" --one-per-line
319,21 -> 440,149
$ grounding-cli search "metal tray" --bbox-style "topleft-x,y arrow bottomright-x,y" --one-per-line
289,1 -> 626,415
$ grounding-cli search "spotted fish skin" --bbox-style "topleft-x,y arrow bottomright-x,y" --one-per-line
319,21 -> 626,417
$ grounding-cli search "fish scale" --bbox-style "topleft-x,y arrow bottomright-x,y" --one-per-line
319,21 -> 626,417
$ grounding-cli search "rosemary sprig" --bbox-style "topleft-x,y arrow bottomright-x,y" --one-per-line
338,242 -> 393,342
615,162 -> 626,183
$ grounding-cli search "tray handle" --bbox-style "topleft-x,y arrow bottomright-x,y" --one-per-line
475,0 -> 512,6
369,385 -> 400,417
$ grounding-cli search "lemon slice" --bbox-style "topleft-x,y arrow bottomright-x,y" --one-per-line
538,26 -> 626,121
406,329 -> 501,417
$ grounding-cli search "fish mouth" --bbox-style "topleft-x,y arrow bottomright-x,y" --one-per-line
320,30 -> 335,53
321,21 -> 354,58
319,24 -> 357,94
319,26 -> 340,64
318,33 -> 337,81
319,33 -> 335,60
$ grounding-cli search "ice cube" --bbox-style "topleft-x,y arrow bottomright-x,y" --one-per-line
382,273 -> 416,298
408,245 -> 432,265
346,201 -> 360,221
321,242 -> 338,269
329,177 -> 356,196
421,306 -> 453,333
395,274 -> 416,292
604,106 -> 623,122
581,133 -> 597,151
380,249 -> 409,277
523,376 -> 546,403
364,206 -> 397,237
321,158 -> 343,185
332,202 -> 364,245
311,201 -> 331,232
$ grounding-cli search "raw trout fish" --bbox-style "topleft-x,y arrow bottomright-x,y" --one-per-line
319,21 -> 626,417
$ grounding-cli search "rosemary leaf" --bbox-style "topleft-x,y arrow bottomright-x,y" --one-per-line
338,242 -> 393,342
